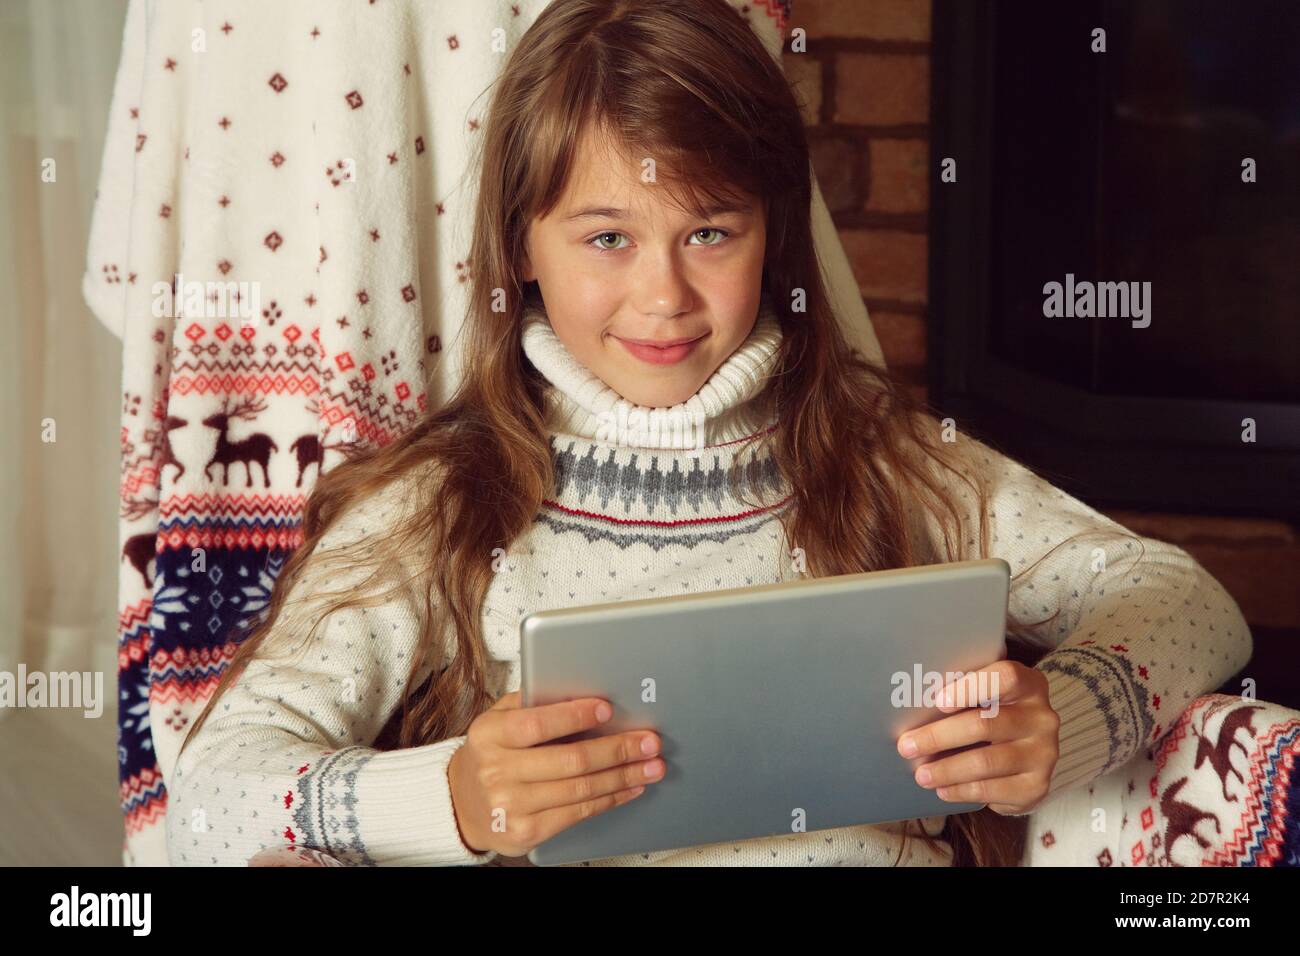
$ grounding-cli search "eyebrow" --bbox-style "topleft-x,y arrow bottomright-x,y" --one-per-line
560,202 -> 752,222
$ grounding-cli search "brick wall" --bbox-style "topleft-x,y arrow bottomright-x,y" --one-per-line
785,0 -> 932,407
783,0 -> 1298,703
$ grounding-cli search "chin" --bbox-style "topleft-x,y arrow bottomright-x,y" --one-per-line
617,382 -> 695,407
601,359 -> 703,408
614,388 -> 681,407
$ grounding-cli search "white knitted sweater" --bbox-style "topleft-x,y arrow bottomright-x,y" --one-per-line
165,300 -> 1252,866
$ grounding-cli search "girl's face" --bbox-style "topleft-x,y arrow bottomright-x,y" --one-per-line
521,126 -> 767,408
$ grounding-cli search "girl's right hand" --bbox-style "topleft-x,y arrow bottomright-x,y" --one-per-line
446,691 -> 665,857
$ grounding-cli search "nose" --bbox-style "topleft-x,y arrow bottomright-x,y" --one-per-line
633,246 -> 693,319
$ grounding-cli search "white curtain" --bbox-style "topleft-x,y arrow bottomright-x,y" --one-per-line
0,0 -> 128,702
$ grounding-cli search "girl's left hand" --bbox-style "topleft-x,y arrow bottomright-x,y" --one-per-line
895,660 -> 1061,816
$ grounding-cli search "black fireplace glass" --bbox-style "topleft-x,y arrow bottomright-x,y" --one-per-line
988,0 -> 1300,405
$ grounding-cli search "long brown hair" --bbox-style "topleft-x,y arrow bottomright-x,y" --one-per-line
182,0 -> 1103,866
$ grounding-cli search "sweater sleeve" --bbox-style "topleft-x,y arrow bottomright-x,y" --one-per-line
165,476 -> 499,866
914,427 -> 1253,799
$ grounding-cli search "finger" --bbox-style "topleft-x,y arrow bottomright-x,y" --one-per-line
935,661 -> 1023,713
898,706 -> 1014,759
912,740 -> 1038,790
511,728 -> 662,784
514,752 -> 666,815
489,691 -> 523,711
526,783 -> 649,848
931,770 -> 1043,809
487,697 -> 613,749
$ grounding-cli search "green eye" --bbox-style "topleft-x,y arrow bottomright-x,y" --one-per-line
691,228 -> 727,245
592,232 -> 626,251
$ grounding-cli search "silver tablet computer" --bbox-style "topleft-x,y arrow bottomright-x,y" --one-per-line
520,558 -> 1010,866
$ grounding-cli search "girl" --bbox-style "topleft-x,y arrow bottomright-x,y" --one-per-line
168,0 -> 1251,867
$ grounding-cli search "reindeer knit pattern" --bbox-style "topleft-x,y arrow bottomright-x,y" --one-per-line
161,299 -> 1279,868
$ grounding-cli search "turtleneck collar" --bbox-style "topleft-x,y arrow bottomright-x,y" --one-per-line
520,295 -> 783,451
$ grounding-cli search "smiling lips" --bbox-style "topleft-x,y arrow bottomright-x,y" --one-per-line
613,332 -> 708,366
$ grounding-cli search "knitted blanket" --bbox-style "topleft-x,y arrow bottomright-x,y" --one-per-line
81,0 -> 850,867
1026,694 -> 1300,866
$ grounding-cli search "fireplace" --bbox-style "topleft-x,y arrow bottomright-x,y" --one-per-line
929,0 -> 1300,518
